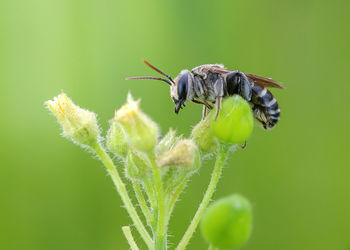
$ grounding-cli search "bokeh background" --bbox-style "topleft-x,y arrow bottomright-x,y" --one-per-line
1,0 -> 350,249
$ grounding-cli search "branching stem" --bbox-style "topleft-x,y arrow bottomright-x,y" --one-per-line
175,144 -> 231,250
93,143 -> 153,249
166,174 -> 191,225
133,181 -> 155,228
149,154 -> 167,250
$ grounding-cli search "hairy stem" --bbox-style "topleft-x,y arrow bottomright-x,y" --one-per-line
93,143 -> 153,249
133,181 -> 155,228
149,155 -> 167,250
122,226 -> 140,250
166,174 -> 191,225
175,144 -> 231,250
143,176 -> 158,226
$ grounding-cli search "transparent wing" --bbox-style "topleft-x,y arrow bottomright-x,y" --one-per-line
245,73 -> 285,89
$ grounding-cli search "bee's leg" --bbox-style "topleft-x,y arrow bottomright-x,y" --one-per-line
202,105 -> 207,120
215,96 -> 222,120
214,78 -> 224,120
241,141 -> 247,149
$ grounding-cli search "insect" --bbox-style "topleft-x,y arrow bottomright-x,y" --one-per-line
126,60 -> 284,130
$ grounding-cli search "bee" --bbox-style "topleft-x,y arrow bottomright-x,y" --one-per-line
126,60 -> 284,130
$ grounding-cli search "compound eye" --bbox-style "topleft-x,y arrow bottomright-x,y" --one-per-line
177,74 -> 188,100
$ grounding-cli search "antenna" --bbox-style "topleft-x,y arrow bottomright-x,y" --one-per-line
142,59 -> 175,84
125,76 -> 172,86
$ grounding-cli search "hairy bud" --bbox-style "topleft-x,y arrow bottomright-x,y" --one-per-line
46,92 -> 100,147
115,93 -> 159,152
125,149 -> 151,180
191,115 -> 219,154
156,139 -> 200,171
107,117 -> 128,157
155,129 -> 181,156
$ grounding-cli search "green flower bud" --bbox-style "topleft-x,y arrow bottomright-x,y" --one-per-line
46,92 -> 100,147
106,117 -> 128,157
200,194 -> 253,249
155,129 -> 181,156
115,93 -> 159,152
155,139 -> 200,171
211,95 -> 254,144
191,115 -> 219,154
125,149 -> 151,180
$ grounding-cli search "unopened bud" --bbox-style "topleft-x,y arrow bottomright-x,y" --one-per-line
125,149 -> 151,180
156,139 -> 200,171
106,119 -> 128,157
115,93 -> 159,152
200,194 -> 253,249
191,115 -> 219,154
155,129 -> 181,156
211,95 -> 254,144
46,92 -> 100,147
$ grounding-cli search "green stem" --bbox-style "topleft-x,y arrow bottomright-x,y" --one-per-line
175,144 -> 231,250
93,143 -> 153,249
149,155 -> 167,250
133,181 -> 155,228
166,174 -> 190,224
122,226 -> 140,250
143,176 -> 158,224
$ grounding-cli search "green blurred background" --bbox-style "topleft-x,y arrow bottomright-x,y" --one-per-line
1,0 -> 349,249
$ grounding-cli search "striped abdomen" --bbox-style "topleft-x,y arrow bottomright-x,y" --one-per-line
251,83 -> 280,130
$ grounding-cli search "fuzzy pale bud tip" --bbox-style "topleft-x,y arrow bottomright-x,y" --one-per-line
114,93 -> 159,152
46,92 -> 100,147
156,139 -> 200,170
155,129 -> 181,156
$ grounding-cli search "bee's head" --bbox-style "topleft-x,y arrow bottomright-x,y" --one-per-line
126,60 -> 191,115
171,70 -> 191,114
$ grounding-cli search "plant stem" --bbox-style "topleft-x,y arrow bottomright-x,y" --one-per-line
149,155 -> 167,250
133,181 -> 155,228
93,143 -> 153,249
175,144 -> 231,250
166,174 -> 190,224
122,226 -> 140,250
142,175 -> 159,235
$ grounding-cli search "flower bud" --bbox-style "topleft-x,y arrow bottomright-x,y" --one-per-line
125,149 -> 151,180
200,194 -> 253,249
191,115 -> 219,154
155,129 -> 181,156
115,93 -> 159,152
107,118 -> 128,157
155,139 -> 200,171
46,92 -> 100,147
211,95 -> 254,144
